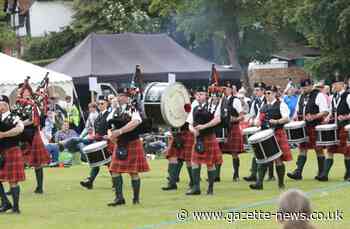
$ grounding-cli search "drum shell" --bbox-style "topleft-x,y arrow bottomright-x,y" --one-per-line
83,142 -> 111,167
285,127 -> 308,144
315,125 -> 339,146
248,130 -> 282,164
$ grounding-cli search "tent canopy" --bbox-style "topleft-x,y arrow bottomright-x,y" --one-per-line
0,52 -> 72,85
46,33 -> 241,84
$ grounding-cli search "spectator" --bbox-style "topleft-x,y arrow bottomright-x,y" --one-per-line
283,86 -> 299,119
277,189 -> 317,229
65,96 -> 80,133
54,120 -> 79,143
107,94 -> 116,112
80,102 -> 99,138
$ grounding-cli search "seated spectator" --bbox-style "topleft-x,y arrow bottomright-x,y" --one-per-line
277,189 -> 317,229
55,120 -> 79,143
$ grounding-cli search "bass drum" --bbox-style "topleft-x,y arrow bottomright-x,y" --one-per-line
141,82 -> 191,128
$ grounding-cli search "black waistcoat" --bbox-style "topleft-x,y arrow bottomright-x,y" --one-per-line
94,111 -> 110,137
297,89 -> 321,126
0,113 -> 20,151
108,108 -> 140,143
260,100 -> 283,130
193,103 -> 216,136
332,91 -> 350,127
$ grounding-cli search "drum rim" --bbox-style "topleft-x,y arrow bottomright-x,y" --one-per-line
83,141 -> 108,153
141,82 -> 159,119
243,127 -> 261,135
88,157 -> 112,168
255,151 -> 282,164
315,124 -> 337,131
248,129 -> 274,144
284,121 -> 306,129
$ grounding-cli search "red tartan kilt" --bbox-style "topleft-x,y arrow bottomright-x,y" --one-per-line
166,130 -> 194,162
275,129 -> 292,162
299,126 -> 322,151
221,123 -> 244,154
106,140 -> 115,156
327,127 -> 350,155
191,134 -> 223,167
109,139 -> 150,174
0,147 -> 25,183
24,129 -> 50,167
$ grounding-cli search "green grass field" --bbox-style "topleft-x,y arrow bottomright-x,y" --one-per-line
1,152 -> 349,229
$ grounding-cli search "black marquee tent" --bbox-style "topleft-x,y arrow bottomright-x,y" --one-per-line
46,33 -> 241,85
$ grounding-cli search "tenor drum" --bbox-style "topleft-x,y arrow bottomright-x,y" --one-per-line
284,121 -> 308,144
82,141 -> 111,168
142,82 -> 191,128
242,127 -> 261,150
248,129 -> 282,164
315,124 -> 339,146
345,124 -> 350,145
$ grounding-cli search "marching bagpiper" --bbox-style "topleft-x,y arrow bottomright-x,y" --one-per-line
186,85 -> 223,195
12,78 -> 50,194
108,88 -> 150,206
287,79 -> 329,181
318,77 -> 350,181
220,82 -> 244,182
0,95 -> 25,214
250,86 -> 292,190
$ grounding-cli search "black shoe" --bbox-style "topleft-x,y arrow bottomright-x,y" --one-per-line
314,175 -> 321,180
243,175 -> 257,182
80,180 -> 93,190
266,176 -> 275,181
34,187 -> 43,194
161,184 -> 177,191
186,188 -> 201,195
0,202 -> 13,213
107,198 -> 126,207
11,208 -> 20,214
249,183 -> 263,190
232,177 -> 239,182
214,177 -> 221,182
206,188 -> 213,195
133,199 -> 140,205
318,176 -> 328,182
287,171 -> 302,180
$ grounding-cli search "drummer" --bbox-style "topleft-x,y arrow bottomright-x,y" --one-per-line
186,86 -> 223,195
287,79 -> 329,181
220,82 -> 244,182
244,82 -> 275,182
80,95 -> 112,190
250,85 -> 292,190
108,88 -> 150,206
318,77 -> 350,182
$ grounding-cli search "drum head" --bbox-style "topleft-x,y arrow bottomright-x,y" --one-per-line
315,124 -> 337,131
248,129 -> 274,144
83,141 -> 108,153
284,121 -> 305,129
160,83 -> 191,128
243,127 -> 261,135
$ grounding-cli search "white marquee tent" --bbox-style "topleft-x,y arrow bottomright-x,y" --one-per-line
0,53 -> 74,103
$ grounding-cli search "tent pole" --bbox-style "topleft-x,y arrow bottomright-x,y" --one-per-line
73,84 -> 86,124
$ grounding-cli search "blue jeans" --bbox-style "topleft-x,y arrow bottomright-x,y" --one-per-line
46,144 -> 60,163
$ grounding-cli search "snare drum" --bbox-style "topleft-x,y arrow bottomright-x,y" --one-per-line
82,141 -> 112,167
344,124 -> 350,145
242,127 -> 261,150
315,124 -> 339,146
142,82 -> 191,128
284,121 -> 308,144
248,129 -> 282,164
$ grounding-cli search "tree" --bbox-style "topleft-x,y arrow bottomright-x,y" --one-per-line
267,0 -> 350,80
0,0 -> 16,50
150,0 -> 278,89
